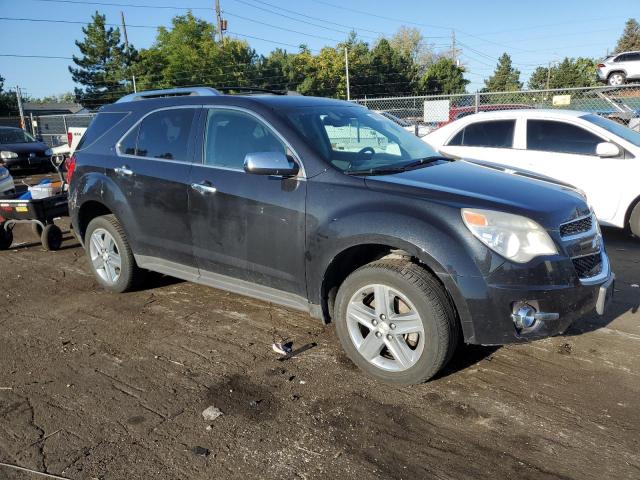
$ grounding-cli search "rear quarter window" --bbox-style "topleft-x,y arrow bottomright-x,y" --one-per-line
76,112 -> 128,151
447,120 -> 515,148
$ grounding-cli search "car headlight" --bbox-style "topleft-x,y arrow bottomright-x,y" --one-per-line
45,148 -> 53,156
0,151 -> 18,159
462,208 -> 558,263
0,167 -> 8,179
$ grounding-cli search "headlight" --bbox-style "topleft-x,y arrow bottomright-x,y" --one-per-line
0,167 -> 8,179
462,208 -> 558,263
0,151 -> 17,159
45,148 -> 53,156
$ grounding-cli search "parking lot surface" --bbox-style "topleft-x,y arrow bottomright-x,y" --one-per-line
1,202 -> 639,478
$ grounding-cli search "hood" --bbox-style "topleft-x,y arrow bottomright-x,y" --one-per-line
0,141 -> 49,155
364,159 -> 590,229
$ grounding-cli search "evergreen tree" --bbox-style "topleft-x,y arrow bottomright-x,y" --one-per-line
482,53 -> 522,92
418,58 -> 469,94
614,18 -> 640,53
69,12 -> 137,108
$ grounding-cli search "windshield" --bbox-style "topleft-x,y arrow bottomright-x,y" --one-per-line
0,129 -> 37,144
582,114 -> 640,147
278,105 -> 439,174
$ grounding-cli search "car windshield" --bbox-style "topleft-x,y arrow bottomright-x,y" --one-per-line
278,105 -> 441,174
582,114 -> 640,147
0,129 -> 37,144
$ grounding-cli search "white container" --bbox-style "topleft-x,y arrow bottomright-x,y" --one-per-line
29,183 -> 62,199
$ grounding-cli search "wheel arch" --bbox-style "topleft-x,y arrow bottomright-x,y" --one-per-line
317,237 -> 461,326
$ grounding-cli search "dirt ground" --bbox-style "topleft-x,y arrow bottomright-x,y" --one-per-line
1,174 -> 639,479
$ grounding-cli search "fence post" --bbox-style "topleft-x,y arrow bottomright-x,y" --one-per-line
474,91 -> 480,113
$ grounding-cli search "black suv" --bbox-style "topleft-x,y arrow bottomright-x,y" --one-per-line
68,87 -> 614,384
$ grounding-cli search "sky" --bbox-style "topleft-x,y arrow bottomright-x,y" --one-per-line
0,0 -> 637,100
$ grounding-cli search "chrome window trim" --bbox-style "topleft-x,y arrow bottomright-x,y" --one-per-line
115,105 -> 201,165
200,105 -> 307,179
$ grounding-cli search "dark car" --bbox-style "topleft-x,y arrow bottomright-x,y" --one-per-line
67,87 -> 614,384
0,126 -> 52,171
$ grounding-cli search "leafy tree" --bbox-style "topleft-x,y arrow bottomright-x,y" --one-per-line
30,92 -> 77,104
388,26 -> 435,72
136,12 -> 257,91
528,58 -> 599,90
614,18 -> 640,53
69,12 -> 137,108
418,58 -> 469,94
482,53 -> 522,92
0,74 -> 19,115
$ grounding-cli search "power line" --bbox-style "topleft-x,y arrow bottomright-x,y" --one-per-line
224,10 -> 342,42
229,0 -> 399,38
31,0 -> 210,10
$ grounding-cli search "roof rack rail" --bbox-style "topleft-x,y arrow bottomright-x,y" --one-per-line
216,86 -> 301,96
115,87 -> 221,103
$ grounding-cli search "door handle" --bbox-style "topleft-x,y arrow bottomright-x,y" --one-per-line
191,182 -> 217,194
114,166 -> 133,176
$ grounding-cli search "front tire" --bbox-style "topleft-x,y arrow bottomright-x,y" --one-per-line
334,260 -> 459,384
608,72 -> 626,86
0,225 -> 13,250
41,224 -> 62,251
85,214 -> 141,293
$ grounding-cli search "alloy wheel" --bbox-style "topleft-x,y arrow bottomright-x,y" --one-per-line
89,228 -> 122,285
345,284 -> 425,372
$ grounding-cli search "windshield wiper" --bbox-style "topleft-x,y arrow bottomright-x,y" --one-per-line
344,156 -> 449,176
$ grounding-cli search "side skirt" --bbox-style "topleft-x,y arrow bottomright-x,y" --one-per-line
135,254 -> 315,315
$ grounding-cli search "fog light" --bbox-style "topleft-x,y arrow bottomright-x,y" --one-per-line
511,304 -> 537,330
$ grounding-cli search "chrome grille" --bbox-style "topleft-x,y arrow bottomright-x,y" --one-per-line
572,253 -> 603,279
560,216 -> 593,237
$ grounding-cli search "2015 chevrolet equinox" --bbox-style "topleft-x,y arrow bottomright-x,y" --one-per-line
68,87 -> 615,384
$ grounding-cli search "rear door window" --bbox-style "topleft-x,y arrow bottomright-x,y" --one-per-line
447,120 -> 515,148
527,120 -> 602,155
129,108 -> 197,161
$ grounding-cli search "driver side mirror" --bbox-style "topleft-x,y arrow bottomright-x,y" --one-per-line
244,151 -> 299,177
596,141 -> 621,158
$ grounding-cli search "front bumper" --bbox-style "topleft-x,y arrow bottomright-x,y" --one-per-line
2,156 -> 50,170
441,252 -> 614,345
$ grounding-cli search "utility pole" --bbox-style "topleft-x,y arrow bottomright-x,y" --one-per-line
545,61 -> 552,91
344,47 -> 350,101
15,86 -> 25,130
215,0 -> 226,42
451,29 -> 457,65
120,12 -> 136,93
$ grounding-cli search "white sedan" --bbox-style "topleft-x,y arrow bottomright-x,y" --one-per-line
0,166 -> 15,197
423,109 -> 640,236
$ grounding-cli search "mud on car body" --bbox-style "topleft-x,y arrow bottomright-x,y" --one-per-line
67,87 -> 614,384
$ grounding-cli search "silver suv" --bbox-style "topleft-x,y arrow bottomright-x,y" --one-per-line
597,51 -> 640,85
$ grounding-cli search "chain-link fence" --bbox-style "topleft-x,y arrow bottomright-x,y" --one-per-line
28,113 -> 96,147
355,84 -> 640,133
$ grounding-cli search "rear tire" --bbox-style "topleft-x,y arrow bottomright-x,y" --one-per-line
0,225 -> 13,250
608,72 -> 626,86
334,259 -> 459,384
629,202 -> 640,238
41,224 -> 62,251
85,214 -> 141,293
